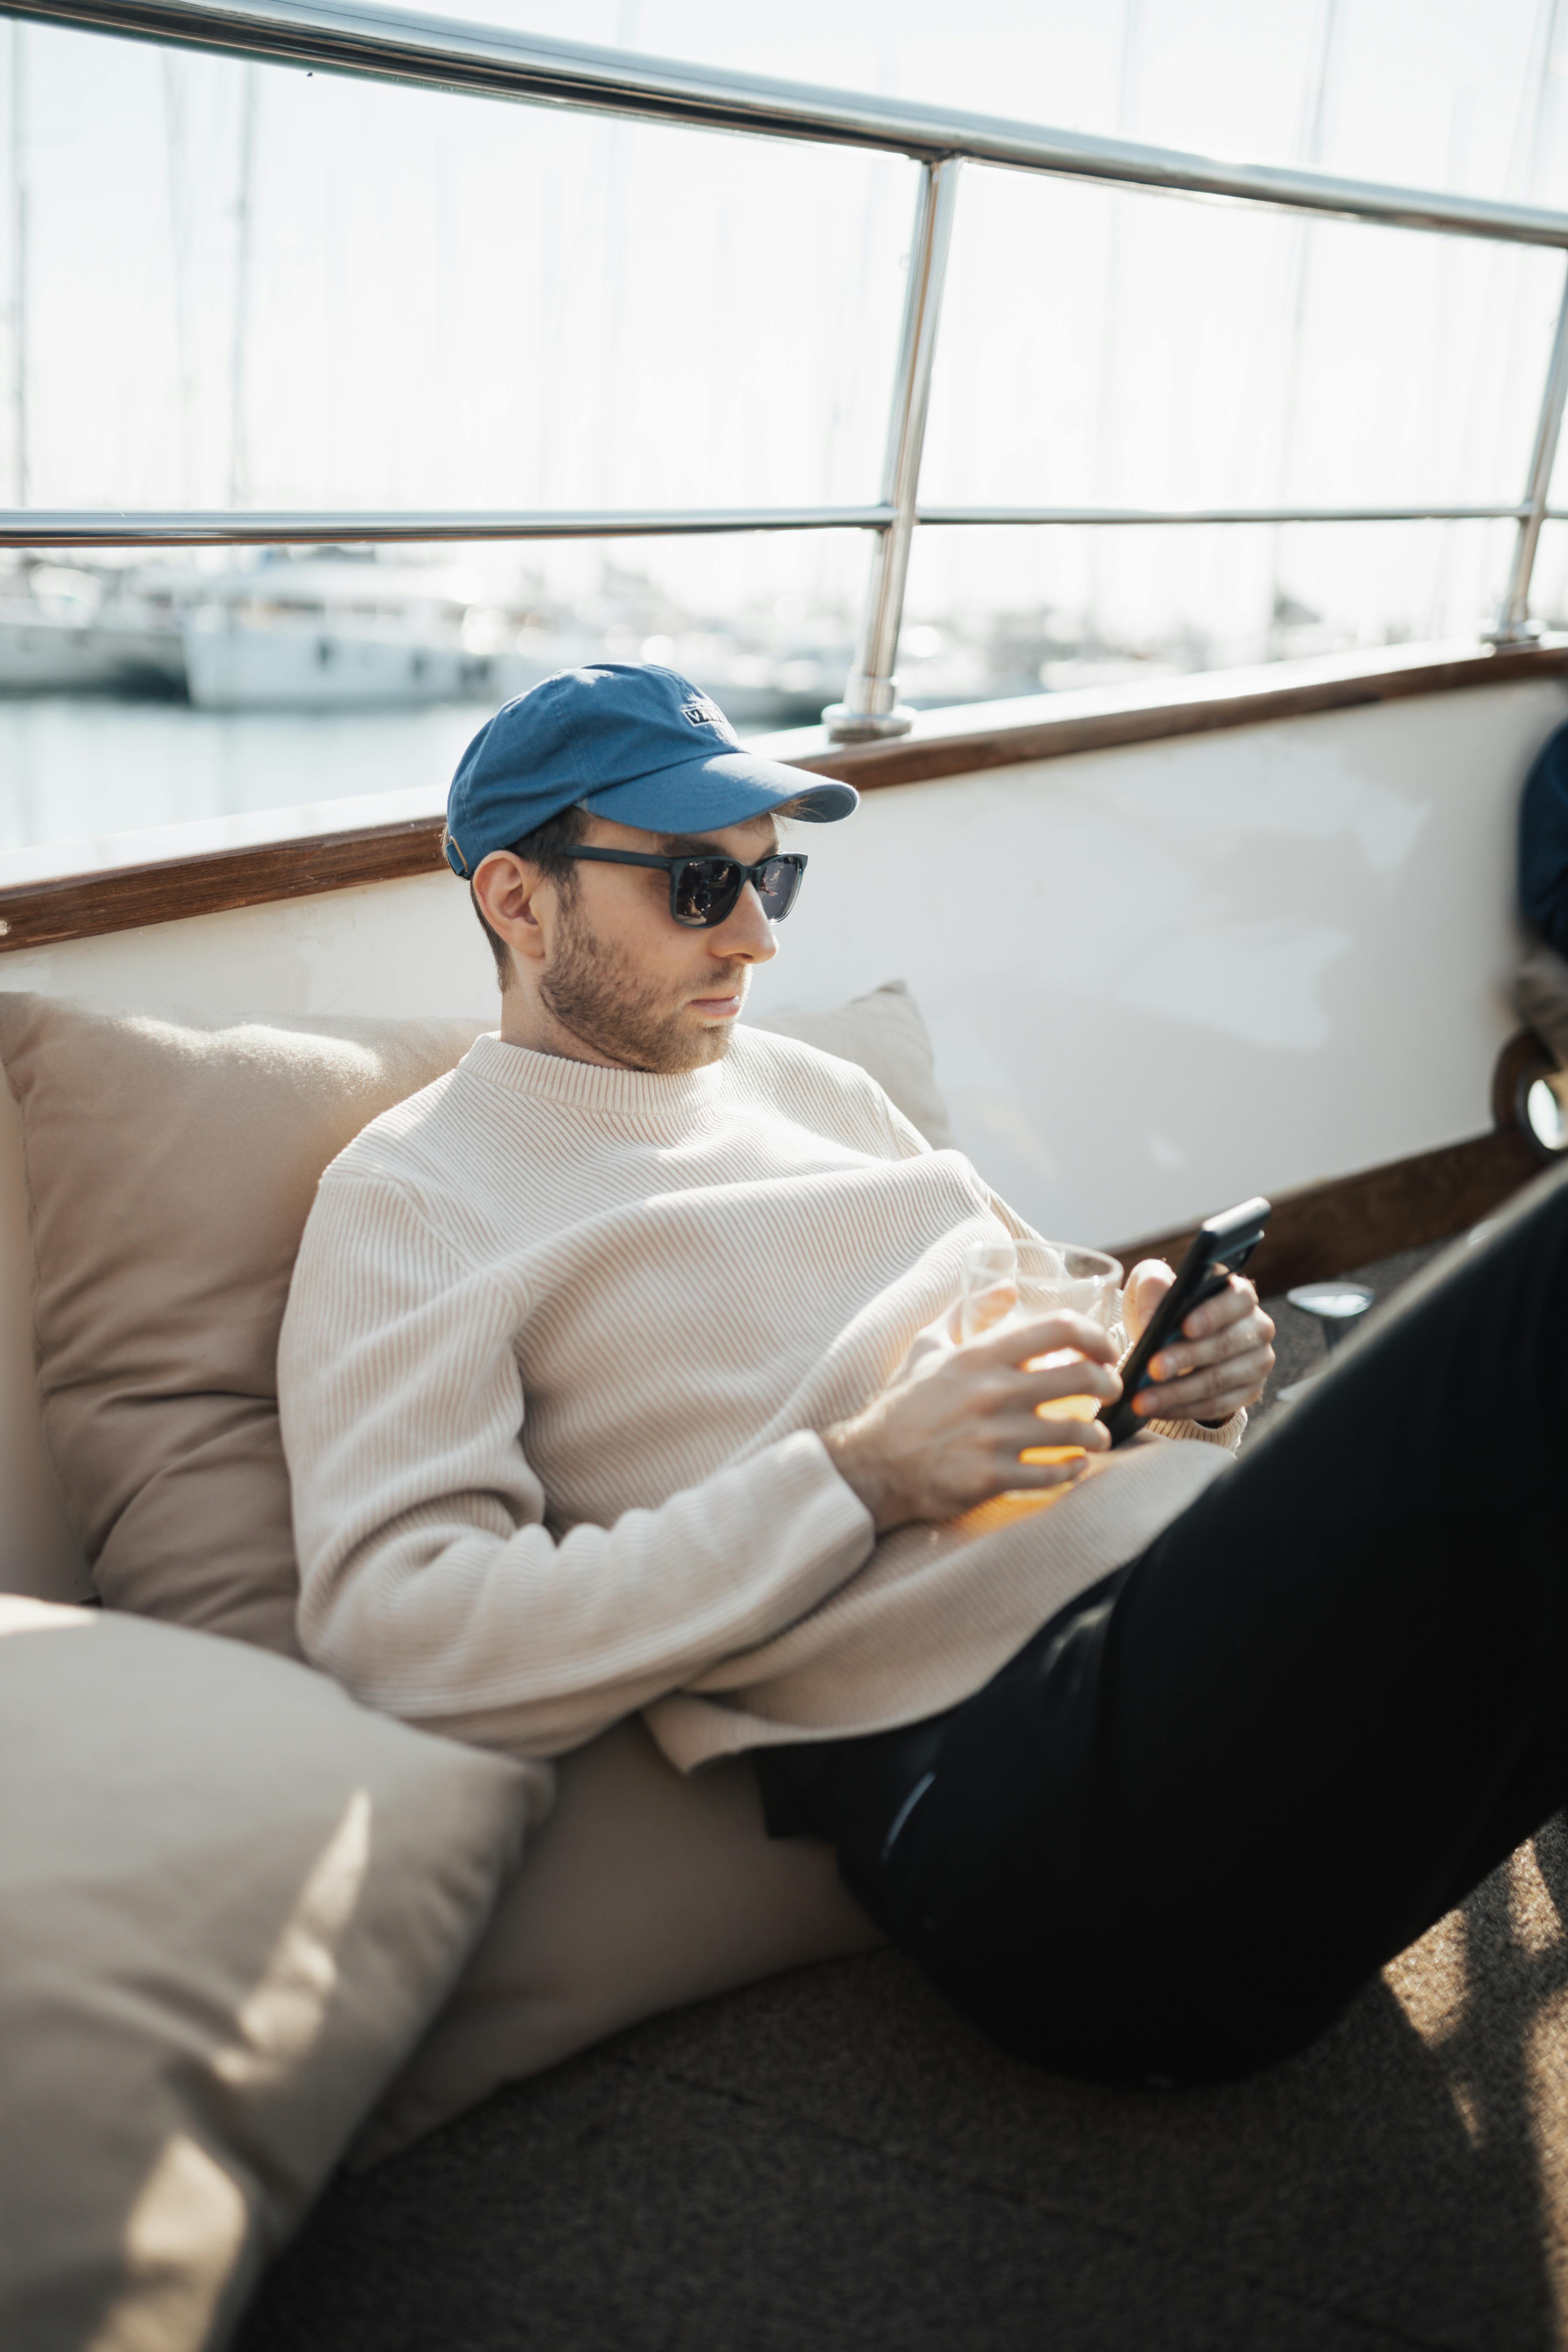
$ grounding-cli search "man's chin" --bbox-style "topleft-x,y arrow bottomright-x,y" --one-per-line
609,1008 -> 737,1074
538,933 -> 746,1072
670,1016 -> 736,1071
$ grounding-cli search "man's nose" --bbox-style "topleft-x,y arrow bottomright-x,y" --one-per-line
712,882 -> 780,963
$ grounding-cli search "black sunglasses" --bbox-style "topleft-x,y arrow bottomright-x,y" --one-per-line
556,846 -> 808,929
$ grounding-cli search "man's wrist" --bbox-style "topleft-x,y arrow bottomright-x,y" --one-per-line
820,1418 -> 896,1534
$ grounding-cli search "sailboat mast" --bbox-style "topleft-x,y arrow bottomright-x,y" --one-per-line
230,62 -> 257,509
9,19 -> 26,507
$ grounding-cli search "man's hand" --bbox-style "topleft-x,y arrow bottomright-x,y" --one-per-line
1122,1259 -> 1275,1427
822,1311 -> 1122,1536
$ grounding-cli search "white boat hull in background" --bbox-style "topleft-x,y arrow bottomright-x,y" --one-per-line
182,615 -> 550,711
0,612 -> 185,695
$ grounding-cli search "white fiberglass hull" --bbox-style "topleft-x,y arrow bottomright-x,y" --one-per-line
0,614 -> 185,695
183,618 -> 550,712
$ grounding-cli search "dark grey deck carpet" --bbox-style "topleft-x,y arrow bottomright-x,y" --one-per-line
237,1241 -> 1565,2352
1248,1239 -> 1444,1433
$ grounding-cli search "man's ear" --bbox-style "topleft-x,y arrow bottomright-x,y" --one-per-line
472,851 -> 551,966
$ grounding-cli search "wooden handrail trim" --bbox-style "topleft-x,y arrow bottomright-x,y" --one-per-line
0,817 -> 449,956
1108,1031 -> 1553,1293
1109,1126 -> 1546,1297
3,638 -> 1566,955
782,637 -> 1568,788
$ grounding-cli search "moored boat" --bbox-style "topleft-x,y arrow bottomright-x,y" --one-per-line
0,564 -> 185,693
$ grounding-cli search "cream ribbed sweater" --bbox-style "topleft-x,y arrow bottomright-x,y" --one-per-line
279,1028 -> 1238,1770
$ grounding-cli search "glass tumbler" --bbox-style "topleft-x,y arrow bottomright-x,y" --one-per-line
955,1237 -> 1124,1530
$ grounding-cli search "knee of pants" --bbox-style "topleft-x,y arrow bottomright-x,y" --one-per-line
927,1935 -> 1355,2091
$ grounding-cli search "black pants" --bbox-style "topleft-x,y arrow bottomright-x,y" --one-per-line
756,1160 -> 1568,2088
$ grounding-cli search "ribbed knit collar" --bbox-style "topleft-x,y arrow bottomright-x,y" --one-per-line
463,1029 -> 727,1134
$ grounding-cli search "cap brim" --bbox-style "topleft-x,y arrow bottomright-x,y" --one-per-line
582,748 -> 856,832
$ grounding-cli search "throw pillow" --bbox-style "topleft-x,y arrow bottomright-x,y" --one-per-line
0,1596 -> 538,2352
748,978 -> 957,1149
357,1715 -> 880,2167
0,995 -> 486,1655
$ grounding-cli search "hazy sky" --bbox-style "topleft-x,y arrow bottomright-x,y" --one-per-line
10,0 -> 1568,654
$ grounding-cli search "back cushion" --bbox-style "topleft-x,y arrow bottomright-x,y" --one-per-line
0,996 -> 485,1656
748,978 -> 956,1150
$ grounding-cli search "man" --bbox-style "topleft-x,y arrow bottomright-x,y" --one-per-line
280,662 -> 1568,2091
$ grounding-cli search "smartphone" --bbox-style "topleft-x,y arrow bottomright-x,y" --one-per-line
1099,1196 -> 1272,1447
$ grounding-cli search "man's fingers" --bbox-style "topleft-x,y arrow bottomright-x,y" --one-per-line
1174,1274 -> 1265,1343
1013,1406 -> 1112,1453
1017,1357 -> 1121,1410
1134,1381 -> 1256,1425
1122,1259 -> 1175,1344
1148,1307 -> 1275,1384
972,1366 -> 1119,1459
1152,1340 -> 1274,1400
988,1449 -> 1096,1491
1132,1343 -> 1275,1420
970,1309 -> 1119,1368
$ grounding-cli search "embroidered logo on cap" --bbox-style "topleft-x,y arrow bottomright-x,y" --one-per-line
680,693 -> 734,736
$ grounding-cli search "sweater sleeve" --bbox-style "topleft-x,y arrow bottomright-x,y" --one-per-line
278,1173 -> 876,1760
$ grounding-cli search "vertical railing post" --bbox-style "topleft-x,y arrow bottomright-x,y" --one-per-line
825,156 -> 959,742
1488,255 -> 1568,643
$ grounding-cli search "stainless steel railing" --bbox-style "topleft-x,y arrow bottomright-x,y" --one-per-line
8,0 -> 1568,734
0,507 -> 901,545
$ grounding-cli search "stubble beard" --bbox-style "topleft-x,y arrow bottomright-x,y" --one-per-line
540,890 -> 748,1073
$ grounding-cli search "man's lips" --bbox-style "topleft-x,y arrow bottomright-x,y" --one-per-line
688,991 -> 743,1018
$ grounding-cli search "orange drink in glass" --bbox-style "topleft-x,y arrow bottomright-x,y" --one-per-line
954,1238 -> 1122,1532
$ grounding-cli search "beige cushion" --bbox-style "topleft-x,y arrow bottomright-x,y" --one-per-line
0,995 -> 486,1655
0,1595 -> 537,2352
357,1716 -> 880,2167
749,978 -> 957,1149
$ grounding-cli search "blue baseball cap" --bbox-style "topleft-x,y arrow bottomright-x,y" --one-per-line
443,663 -> 857,878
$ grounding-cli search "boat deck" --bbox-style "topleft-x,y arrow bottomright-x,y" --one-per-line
235,1241 -> 1557,2352
1249,1240 -> 1446,1432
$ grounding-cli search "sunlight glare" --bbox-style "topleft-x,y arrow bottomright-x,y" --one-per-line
212,1787 -> 372,2091
85,2133 -> 248,2352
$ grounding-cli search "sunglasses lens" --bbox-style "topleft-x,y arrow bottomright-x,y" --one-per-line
672,860 -> 743,926
668,855 -> 803,925
756,858 -> 803,920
